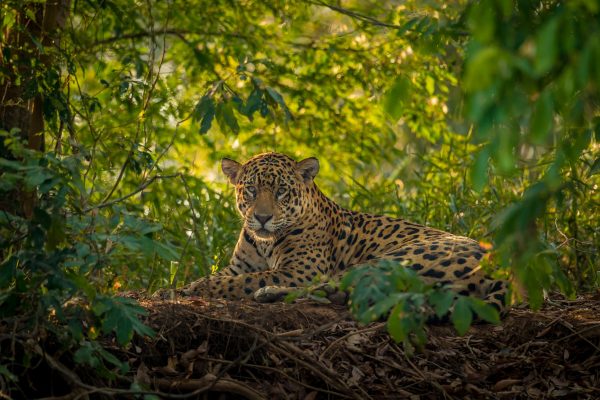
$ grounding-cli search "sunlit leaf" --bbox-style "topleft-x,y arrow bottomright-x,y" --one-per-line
384,76 -> 411,120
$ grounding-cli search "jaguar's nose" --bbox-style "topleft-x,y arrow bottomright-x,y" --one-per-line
254,213 -> 273,226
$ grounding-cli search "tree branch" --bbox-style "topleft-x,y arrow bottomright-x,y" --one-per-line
305,0 -> 403,29
304,0 -> 468,36
84,173 -> 180,213
91,29 -> 249,46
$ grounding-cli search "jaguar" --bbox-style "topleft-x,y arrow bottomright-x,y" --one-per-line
172,152 -> 508,313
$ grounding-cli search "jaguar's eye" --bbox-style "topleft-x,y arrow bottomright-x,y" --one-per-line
246,186 -> 257,197
276,187 -> 287,198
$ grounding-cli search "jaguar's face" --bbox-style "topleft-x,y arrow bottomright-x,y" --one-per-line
222,153 -> 319,241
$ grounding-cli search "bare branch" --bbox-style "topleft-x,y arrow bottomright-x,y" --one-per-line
84,173 -> 180,213
154,377 -> 266,400
305,0 -> 402,29
91,29 -> 249,47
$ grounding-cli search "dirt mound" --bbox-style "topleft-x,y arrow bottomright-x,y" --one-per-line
124,293 -> 600,399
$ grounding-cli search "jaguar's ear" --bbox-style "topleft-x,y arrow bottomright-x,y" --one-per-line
222,158 -> 242,184
297,157 -> 319,182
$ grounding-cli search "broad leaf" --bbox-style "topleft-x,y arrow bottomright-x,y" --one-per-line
451,296 -> 473,335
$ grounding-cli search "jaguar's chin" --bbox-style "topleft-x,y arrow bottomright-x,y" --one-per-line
252,227 -> 277,241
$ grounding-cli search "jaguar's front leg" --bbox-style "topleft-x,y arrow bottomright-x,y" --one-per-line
182,269 -> 313,300
254,281 -> 346,304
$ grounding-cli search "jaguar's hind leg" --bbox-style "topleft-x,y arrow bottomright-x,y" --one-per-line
483,279 -> 510,316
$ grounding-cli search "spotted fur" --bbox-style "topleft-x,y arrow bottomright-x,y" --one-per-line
182,152 -> 508,313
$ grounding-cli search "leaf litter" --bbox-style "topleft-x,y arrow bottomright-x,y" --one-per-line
120,292 -> 600,399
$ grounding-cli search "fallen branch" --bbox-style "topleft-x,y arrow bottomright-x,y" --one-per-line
154,375 -> 265,400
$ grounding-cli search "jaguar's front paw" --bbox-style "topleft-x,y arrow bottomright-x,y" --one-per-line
151,288 -> 177,300
253,286 -> 297,303
180,279 -> 208,297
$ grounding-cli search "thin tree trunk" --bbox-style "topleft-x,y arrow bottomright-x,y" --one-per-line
0,0 -> 70,217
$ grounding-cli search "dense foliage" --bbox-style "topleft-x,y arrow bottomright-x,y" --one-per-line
0,0 -> 598,395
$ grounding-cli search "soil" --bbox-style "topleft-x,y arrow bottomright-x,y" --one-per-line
119,292 -> 600,400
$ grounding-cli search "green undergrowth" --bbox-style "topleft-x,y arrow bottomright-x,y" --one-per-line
341,261 -> 501,352
1,0 -> 599,397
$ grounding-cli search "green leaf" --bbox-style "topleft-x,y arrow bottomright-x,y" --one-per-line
0,257 -> 17,288
468,0 -> 496,42
497,127 -> 516,173
155,241 -> 180,261
451,296 -> 473,335
384,76 -> 411,120
25,8 -> 37,23
425,75 -> 435,95
200,105 -> 215,134
97,346 -> 129,373
371,293 -> 406,320
464,47 -> 505,91
223,102 -> 240,134
467,297 -> 500,324
339,267 -> 363,290
193,96 -> 216,134
169,261 -> 179,285
243,89 -> 263,120
566,129 -> 592,162
97,297 -> 155,345
265,86 -> 292,119
216,101 -> 240,135
283,289 -> 304,303
66,271 -> 97,300
67,318 -> 84,341
74,342 -> 100,368
33,208 -> 52,229
589,157 -> 600,176
0,157 -> 28,171
74,341 -> 128,373
428,290 -> 455,317
524,270 -> 544,310
387,302 -> 408,342
25,167 -> 54,188
397,17 -> 420,35
550,258 -> 575,299
471,147 -> 489,192
529,91 -> 553,144
0,364 -> 17,382
534,18 -> 559,77
120,235 -> 142,252
46,215 -> 66,251
1,10 -> 16,32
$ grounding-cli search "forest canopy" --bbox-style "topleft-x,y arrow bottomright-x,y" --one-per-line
0,0 -> 599,396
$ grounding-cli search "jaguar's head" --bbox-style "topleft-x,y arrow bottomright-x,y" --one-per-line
222,152 -> 319,241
